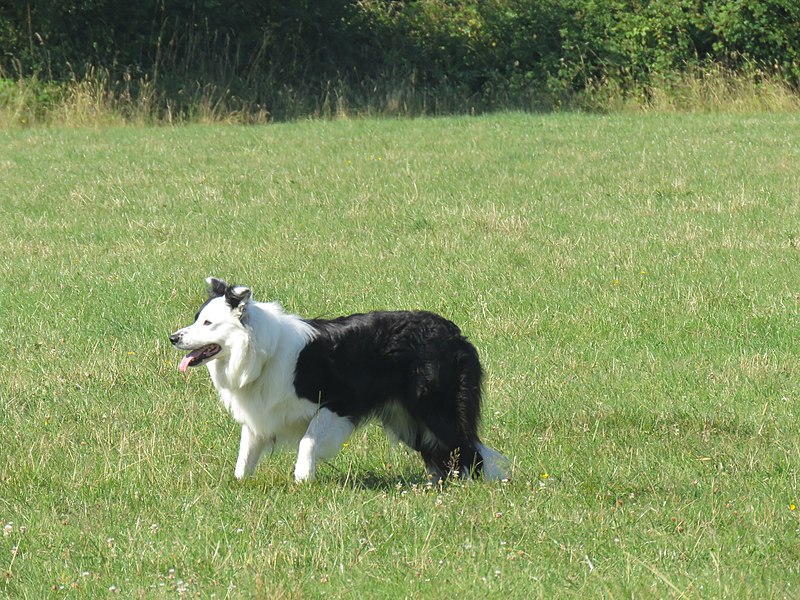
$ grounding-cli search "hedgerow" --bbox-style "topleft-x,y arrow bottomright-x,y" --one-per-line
1,1 -> 797,119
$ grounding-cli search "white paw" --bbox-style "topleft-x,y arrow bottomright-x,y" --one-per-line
294,461 -> 315,483
234,462 -> 249,480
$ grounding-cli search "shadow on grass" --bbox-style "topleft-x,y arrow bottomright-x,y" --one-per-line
323,463 -> 496,492
329,469 -> 432,492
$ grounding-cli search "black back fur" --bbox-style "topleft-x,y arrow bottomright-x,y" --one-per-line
294,310 -> 485,476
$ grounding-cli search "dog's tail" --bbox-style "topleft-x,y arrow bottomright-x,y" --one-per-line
454,344 -> 510,480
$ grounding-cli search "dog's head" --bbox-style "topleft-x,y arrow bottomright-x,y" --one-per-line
169,277 -> 252,372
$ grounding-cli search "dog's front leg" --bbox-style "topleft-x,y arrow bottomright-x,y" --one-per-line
234,425 -> 272,480
294,408 -> 355,483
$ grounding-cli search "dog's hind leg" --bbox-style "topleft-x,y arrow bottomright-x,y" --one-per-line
294,408 -> 355,483
234,425 -> 273,480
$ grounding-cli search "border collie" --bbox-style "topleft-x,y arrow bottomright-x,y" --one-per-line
169,277 -> 508,483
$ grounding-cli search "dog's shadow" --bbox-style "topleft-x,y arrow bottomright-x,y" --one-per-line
322,466 -> 479,492
328,471 -> 428,491
245,468 -> 510,493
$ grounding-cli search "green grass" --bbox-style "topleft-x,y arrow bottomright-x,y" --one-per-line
1,113 -> 799,597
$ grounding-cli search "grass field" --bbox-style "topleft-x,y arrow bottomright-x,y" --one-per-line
1,112 -> 799,597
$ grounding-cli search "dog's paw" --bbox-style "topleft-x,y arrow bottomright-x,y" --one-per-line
293,463 -> 316,483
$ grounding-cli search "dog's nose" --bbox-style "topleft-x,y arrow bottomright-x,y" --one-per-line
169,333 -> 181,346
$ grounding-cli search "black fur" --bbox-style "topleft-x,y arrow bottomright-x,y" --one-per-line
194,278 -> 228,320
293,310 -> 486,477
207,277 -> 228,297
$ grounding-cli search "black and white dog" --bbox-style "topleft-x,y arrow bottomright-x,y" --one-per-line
170,278 -> 508,483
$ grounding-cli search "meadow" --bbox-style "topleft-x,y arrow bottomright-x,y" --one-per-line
1,112 -> 799,597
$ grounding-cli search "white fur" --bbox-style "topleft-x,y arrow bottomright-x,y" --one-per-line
173,296 -> 325,479
378,400 -> 440,451
294,408 -> 356,483
476,442 -> 510,481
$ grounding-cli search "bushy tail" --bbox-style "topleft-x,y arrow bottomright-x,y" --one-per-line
454,345 -> 509,480
413,339 -> 510,480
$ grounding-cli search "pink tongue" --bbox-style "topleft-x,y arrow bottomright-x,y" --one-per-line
178,347 -> 217,373
178,355 -> 194,373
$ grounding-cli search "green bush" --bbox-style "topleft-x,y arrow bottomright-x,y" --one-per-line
0,0 -> 797,118
708,0 -> 800,76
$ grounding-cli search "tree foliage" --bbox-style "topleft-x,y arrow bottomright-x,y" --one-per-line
1,1 -> 797,114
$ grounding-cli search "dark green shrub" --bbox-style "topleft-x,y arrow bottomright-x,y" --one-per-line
1,0 -> 797,118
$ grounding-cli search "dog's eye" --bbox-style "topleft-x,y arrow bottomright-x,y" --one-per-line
203,320 -> 212,326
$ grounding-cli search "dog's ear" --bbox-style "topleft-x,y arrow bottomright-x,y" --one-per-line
225,285 -> 252,318
205,277 -> 229,298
